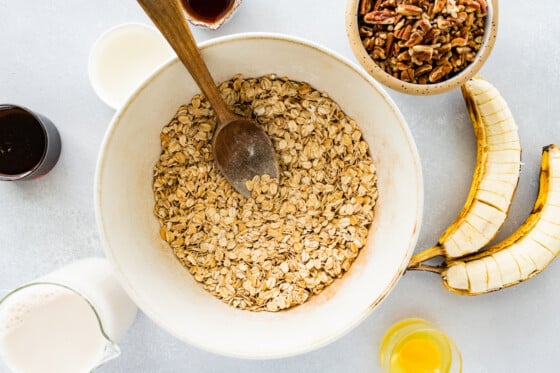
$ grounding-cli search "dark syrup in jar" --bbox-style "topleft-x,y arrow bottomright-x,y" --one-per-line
182,0 -> 235,23
0,107 -> 46,175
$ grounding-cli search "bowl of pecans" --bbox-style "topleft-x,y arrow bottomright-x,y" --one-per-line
346,0 -> 498,95
95,33 -> 422,358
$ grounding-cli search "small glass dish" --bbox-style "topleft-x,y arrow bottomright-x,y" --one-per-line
0,104 -> 61,181
181,0 -> 243,30
379,318 -> 462,373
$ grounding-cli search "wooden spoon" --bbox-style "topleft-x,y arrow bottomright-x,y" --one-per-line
138,0 -> 279,198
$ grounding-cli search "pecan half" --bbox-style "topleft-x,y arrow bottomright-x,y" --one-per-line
381,0 -> 396,7
397,61 -> 412,71
437,17 -> 452,30
396,4 -> 423,17
359,0 -> 373,15
445,0 -> 459,18
400,69 -> 413,82
397,50 -> 411,61
406,68 -> 415,81
437,43 -> 452,54
475,0 -> 488,16
432,0 -> 446,15
450,37 -> 468,47
465,12 -> 475,26
411,45 -> 434,63
429,63 -> 453,82
455,46 -> 472,54
401,25 -> 413,41
465,52 -> 477,61
415,64 -> 433,76
359,26 -> 374,38
451,54 -> 464,67
423,28 -> 442,43
415,19 -> 432,35
371,46 -> 386,59
464,0 -> 481,13
453,12 -> 468,24
384,33 -> 395,57
362,38 -> 375,50
364,9 -> 396,25
403,31 -> 424,47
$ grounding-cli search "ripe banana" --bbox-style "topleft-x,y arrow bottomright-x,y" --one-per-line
408,77 -> 521,268
442,145 -> 560,295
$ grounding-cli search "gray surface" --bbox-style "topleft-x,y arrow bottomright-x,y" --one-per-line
1,0 -> 559,372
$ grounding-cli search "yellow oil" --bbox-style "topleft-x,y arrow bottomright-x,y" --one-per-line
379,319 -> 454,373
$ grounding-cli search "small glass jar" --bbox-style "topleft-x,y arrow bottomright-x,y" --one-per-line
181,0 -> 243,30
0,104 -> 61,181
379,318 -> 462,373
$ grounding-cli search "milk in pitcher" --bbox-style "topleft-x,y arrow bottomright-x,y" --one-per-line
0,258 -> 137,372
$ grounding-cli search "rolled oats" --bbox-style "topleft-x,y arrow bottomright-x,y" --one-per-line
153,74 -> 378,312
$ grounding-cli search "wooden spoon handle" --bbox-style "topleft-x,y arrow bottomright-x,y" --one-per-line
137,0 -> 236,125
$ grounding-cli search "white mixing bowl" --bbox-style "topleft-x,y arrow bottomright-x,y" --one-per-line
95,33 -> 423,359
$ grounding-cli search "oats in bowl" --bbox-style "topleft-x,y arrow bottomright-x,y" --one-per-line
153,74 -> 378,311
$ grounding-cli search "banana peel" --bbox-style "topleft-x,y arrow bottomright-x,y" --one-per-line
408,77 -> 522,268
408,78 -> 559,295
440,145 -> 560,295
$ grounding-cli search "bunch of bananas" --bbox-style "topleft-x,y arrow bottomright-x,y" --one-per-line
408,77 -> 559,295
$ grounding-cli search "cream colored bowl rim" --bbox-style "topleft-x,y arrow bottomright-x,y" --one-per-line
94,32 -> 423,359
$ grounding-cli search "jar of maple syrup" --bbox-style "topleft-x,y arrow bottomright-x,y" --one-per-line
0,105 -> 61,181
181,0 -> 242,30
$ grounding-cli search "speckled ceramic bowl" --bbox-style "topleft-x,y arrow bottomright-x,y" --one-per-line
346,0 -> 498,95
95,33 -> 423,359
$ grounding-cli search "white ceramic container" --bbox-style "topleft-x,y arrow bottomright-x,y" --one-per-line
95,33 -> 423,359
88,23 -> 174,109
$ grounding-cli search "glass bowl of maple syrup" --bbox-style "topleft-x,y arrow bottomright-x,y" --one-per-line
180,0 -> 242,30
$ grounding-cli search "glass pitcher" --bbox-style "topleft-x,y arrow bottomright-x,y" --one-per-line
0,258 -> 137,372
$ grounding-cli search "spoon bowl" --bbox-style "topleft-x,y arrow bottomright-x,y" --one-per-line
213,118 -> 279,197
138,0 -> 279,197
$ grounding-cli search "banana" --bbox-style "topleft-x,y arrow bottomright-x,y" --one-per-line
442,145 -> 560,295
408,77 -> 521,268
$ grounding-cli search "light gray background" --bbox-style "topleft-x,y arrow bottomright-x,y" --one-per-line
1,1 -> 559,372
